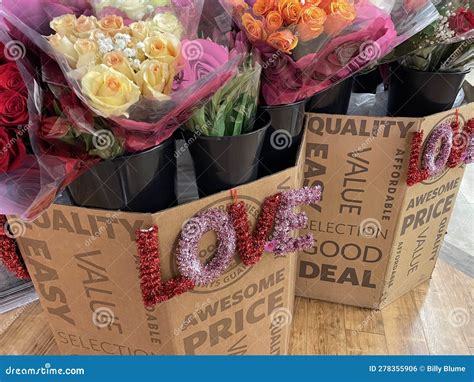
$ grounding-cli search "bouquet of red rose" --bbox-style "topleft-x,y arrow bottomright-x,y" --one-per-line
223,0 -> 440,105
384,0 -> 474,62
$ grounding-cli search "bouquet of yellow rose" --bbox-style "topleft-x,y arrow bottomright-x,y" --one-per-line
224,0 -> 439,105
0,0 -> 244,219
0,0 -> 242,152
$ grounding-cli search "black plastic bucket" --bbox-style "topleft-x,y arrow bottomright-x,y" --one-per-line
258,99 -> 307,175
352,67 -> 383,94
67,138 -> 177,212
305,76 -> 354,114
181,111 -> 271,198
387,64 -> 469,117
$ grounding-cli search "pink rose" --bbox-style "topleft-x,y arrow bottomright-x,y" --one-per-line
175,39 -> 230,91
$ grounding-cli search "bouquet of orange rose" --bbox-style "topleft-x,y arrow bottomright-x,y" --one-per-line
0,0 -> 244,219
225,0 -> 439,105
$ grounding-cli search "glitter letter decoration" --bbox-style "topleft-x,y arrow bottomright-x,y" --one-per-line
137,186 -> 322,306
228,192 -> 282,266
176,209 -> 236,286
0,216 -> 30,280
270,187 -> 322,256
461,118 -> 474,164
407,117 -> 474,186
421,122 -> 453,176
137,226 -> 194,307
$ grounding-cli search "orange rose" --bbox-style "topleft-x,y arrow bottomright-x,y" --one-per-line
267,30 -> 298,53
318,0 -> 333,12
242,13 -> 266,41
253,0 -> 276,16
278,0 -> 302,24
297,4 -> 326,41
227,0 -> 249,15
265,10 -> 284,33
98,15 -> 126,36
324,0 -> 356,36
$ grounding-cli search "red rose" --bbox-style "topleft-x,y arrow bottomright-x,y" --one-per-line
0,63 -> 26,93
449,8 -> 474,35
39,116 -> 71,140
0,127 -> 27,173
0,90 -> 28,126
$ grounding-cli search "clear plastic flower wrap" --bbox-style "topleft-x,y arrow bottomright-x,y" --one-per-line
384,0 -> 474,63
0,0 -> 244,219
222,0 -> 440,105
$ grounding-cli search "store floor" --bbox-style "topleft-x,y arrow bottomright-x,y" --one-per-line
0,255 -> 471,355
0,170 -> 472,355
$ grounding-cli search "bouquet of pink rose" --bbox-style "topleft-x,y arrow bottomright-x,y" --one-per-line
223,0 -> 440,105
0,0 -> 245,219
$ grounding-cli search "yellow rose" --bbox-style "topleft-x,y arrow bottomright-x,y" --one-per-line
74,39 -> 99,68
49,34 -> 78,68
50,14 -> 76,37
74,15 -> 98,39
143,33 -> 180,64
112,0 -> 151,21
102,51 -> 135,80
134,59 -> 174,100
152,13 -> 184,39
81,64 -> 141,117
130,21 -> 149,41
98,15 -> 127,36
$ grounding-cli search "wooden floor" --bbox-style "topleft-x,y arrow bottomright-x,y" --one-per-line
0,258 -> 472,355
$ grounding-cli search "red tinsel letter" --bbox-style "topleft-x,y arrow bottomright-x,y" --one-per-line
0,216 -> 30,280
227,192 -> 282,266
137,226 -> 194,307
407,131 -> 430,186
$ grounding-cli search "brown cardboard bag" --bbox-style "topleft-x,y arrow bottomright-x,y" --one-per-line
297,103 -> 473,309
14,168 -> 299,355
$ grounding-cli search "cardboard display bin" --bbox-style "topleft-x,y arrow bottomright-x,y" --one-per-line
14,167 -> 300,355
297,103 -> 473,308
